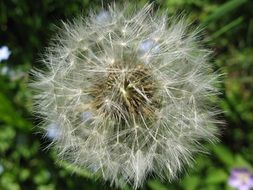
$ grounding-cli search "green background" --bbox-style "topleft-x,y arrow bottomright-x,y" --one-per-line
0,0 -> 253,189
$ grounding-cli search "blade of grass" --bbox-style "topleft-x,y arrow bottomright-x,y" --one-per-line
58,159 -> 94,179
210,17 -> 243,39
201,0 -> 248,26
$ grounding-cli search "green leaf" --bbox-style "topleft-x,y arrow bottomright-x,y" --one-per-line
233,155 -> 253,170
206,169 -> 228,184
0,126 -> 15,152
148,180 -> 168,190
212,145 -> 234,166
37,184 -> 55,190
0,93 -> 31,130
181,175 -> 200,190
34,170 -> 51,184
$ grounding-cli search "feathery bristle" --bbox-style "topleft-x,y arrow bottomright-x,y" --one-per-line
30,4 -> 221,189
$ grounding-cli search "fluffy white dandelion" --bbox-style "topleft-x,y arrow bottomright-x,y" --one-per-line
31,4 -> 221,189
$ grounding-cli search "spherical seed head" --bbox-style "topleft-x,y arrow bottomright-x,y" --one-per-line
31,4 -> 221,189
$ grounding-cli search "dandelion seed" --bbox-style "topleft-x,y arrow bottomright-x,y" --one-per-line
31,4 -> 221,189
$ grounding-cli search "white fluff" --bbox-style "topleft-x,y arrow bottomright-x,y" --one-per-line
31,4 -> 221,189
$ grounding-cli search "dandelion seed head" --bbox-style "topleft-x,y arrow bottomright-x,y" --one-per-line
31,4 -> 221,189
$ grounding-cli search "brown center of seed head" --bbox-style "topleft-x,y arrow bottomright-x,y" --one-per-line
90,61 -> 160,121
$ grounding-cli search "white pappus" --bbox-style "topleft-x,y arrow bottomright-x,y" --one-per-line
31,4 -> 221,189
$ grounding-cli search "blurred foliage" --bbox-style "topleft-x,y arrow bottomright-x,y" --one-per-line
0,0 -> 253,189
